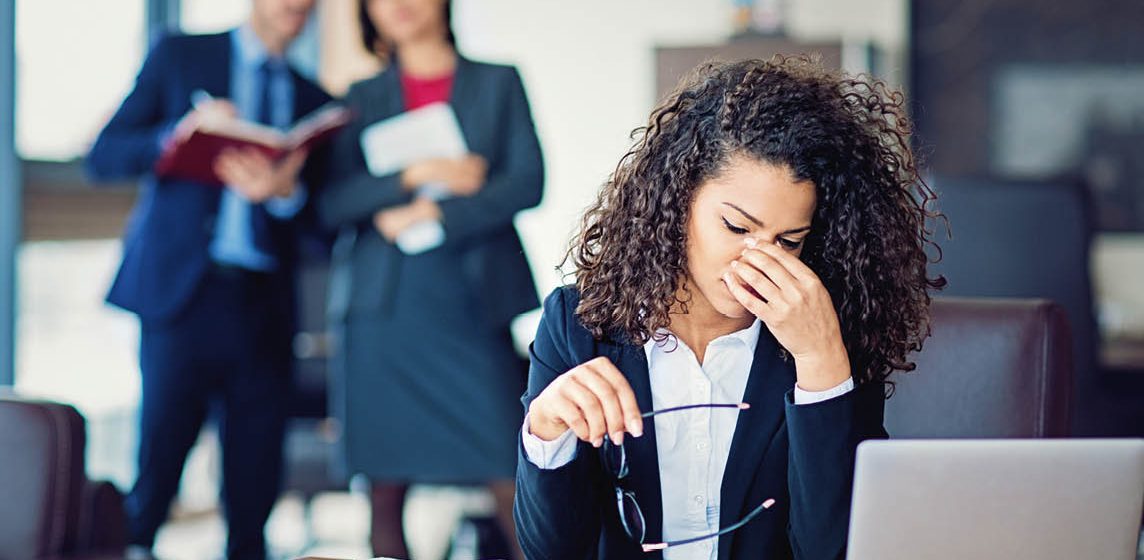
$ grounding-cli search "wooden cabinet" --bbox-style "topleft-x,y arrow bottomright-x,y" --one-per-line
654,37 -> 842,102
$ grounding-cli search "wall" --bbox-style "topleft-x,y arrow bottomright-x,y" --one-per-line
451,0 -> 907,293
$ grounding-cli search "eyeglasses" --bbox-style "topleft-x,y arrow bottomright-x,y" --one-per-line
600,402 -> 777,552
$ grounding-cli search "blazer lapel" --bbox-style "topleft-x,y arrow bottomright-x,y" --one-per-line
195,33 -> 231,210
379,55 -> 472,142
603,339 -> 665,556
377,63 -> 405,117
448,56 -> 477,149
718,326 -> 796,555
201,32 -> 231,101
288,68 -> 319,120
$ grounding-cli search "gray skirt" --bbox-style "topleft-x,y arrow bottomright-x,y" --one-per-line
334,245 -> 527,483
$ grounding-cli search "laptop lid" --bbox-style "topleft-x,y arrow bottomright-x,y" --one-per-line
847,439 -> 1144,560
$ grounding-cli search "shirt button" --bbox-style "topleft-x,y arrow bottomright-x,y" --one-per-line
697,441 -> 708,450
694,495 -> 703,504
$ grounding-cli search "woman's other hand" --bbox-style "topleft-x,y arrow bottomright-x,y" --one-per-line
401,154 -> 487,196
373,197 -> 442,242
527,357 -> 645,447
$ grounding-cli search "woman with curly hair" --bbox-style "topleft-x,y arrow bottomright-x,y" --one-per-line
513,56 -> 943,559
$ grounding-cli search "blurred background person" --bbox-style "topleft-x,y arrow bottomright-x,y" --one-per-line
84,0 -> 331,557
318,0 -> 543,557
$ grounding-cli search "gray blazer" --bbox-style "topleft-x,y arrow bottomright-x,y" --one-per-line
320,56 -> 543,326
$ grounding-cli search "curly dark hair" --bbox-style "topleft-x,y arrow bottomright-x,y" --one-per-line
564,55 -> 945,386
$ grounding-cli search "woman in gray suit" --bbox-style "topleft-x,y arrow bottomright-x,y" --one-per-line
319,0 -> 542,557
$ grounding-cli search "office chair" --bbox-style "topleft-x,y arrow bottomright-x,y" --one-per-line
0,395 -> 128,559
925,176 -> 1110,435
885,297 -> 1073,438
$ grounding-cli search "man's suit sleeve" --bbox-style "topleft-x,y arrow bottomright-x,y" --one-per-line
785,380 -> 888,559
513,288 -> 603,560
86,35 -> 178,182
285,82 -> 337,248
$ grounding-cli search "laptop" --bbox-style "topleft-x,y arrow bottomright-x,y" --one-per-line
846,439 -> 1144,560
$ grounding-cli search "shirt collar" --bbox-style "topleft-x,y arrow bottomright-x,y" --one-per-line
643,319 -> 762,364
232,24 -> 283,69
727,318 -> 762,350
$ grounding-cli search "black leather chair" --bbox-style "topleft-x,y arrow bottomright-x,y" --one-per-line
0,395 -> 127,560
885,297 -> 1073,438
926,176 -> 1117,435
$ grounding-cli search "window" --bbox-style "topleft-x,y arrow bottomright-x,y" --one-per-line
181,0 -> 319,79
180,0 -> 250,34
15,0 -> 145,161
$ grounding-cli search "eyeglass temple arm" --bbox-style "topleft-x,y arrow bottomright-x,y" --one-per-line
639,402 -> 750,419
640,498 -> 776,552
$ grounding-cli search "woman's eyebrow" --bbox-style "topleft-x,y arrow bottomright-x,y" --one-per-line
723,202 -> 765,227
722,202 -> 811,234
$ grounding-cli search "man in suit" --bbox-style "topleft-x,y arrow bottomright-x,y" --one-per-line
85,1 -> 331,558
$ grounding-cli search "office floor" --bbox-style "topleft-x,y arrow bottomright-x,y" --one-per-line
152,493 -> 1144,560
154,485 -> 497,560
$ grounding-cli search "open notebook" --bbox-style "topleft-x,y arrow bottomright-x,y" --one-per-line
155,103 -> 352,185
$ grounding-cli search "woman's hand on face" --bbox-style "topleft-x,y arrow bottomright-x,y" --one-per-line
527,357 -> 645,447
402,155 -> 487,196
723,239 -> 852,391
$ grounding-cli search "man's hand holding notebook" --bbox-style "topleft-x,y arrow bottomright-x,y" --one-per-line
155,94 -> 351,186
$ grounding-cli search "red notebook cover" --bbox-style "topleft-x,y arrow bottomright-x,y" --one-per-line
154,104 -> 352,186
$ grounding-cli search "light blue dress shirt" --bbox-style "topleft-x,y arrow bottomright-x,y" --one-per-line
209,25 -> 307,271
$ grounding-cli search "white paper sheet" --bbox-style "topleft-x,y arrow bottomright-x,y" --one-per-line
359,102 -> 468,177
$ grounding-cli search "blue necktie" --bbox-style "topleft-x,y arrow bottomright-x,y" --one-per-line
248,59 -> 280,264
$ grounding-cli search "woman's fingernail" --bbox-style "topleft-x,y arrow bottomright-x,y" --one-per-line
744,237 -> 757,248
731,260 -> 739,268
592,438 -> 603,448
611,432 -> 624,446
630,422 -> 644,438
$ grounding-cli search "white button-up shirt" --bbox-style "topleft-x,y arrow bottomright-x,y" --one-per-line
522,320 -> 853,560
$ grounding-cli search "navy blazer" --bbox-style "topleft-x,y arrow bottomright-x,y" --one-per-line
514,286 -> 888,559
85,32 -> 332,324
319,57 -> 542,327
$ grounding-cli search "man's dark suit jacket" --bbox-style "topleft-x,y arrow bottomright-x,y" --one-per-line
515,286 -> 888,559
86,32 -> 332,324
